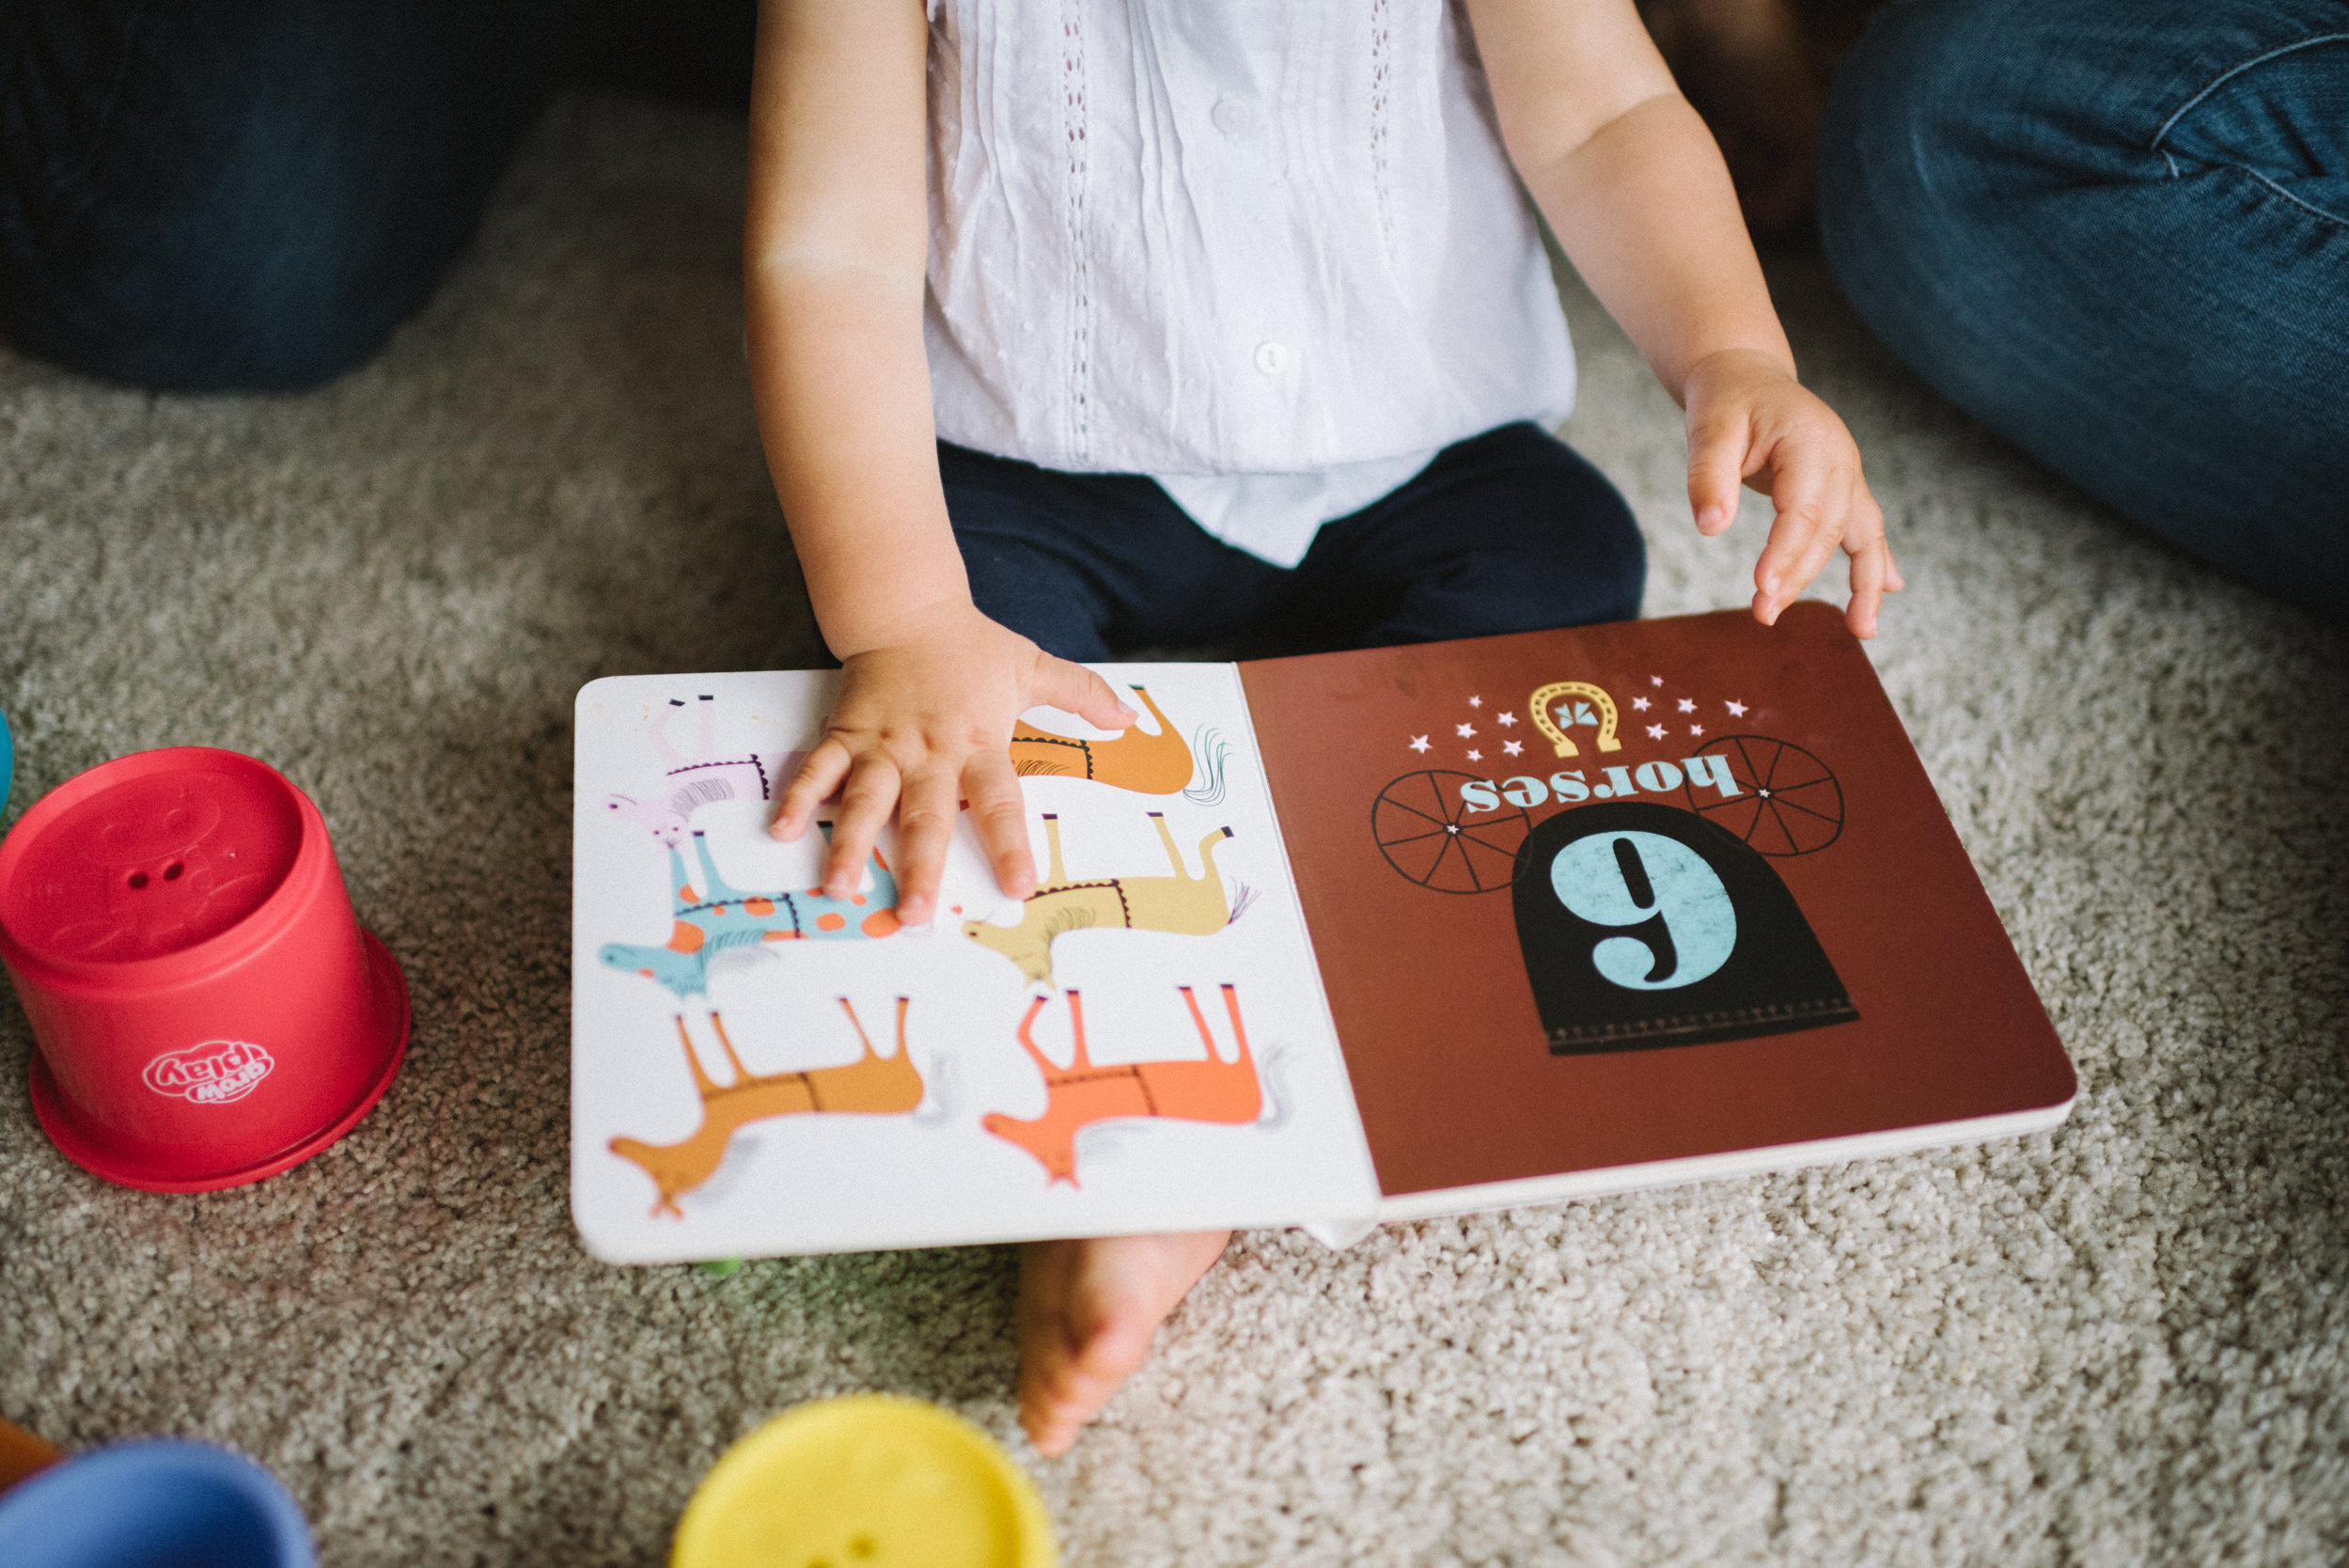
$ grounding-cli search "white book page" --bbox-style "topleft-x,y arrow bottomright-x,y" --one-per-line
572,665 -> 1379,1262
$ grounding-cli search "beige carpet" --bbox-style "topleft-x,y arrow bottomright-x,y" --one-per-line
2,96 -> 2343,1567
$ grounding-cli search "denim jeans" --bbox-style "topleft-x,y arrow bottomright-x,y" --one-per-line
943,423 -> 1646,662
1818,0 -> 2349,618
0,0 -> 751,392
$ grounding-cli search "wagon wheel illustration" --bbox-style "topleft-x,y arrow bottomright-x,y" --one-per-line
1371,770 -> 1532,893
1681,735 -> 1844,855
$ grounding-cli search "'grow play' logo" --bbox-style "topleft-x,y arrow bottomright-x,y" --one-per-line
143,1040 -> 274,1105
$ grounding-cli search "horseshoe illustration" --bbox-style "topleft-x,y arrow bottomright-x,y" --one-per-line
1528,681 -> 1623,759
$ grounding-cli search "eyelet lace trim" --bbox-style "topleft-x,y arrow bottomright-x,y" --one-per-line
1370,0 -> 1396,264
1060,0 -> 1093,461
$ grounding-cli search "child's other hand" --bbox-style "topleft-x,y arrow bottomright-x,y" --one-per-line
769,599 -> 1137,926
1683,348 -> 1903,638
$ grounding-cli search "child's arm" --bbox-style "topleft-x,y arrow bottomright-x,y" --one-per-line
1465,0 -> 1902,637
744,0 -> 1134,922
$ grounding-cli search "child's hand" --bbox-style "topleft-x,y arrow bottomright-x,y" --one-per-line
1684,348 -> 1903,639
769,600 -> 1137,925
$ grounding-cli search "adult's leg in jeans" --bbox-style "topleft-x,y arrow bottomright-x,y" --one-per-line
0,0 -> 567,391
1283,423 -> 1646,649
1818,0 -> 2349,618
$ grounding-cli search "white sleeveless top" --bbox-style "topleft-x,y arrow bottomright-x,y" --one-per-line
923,0 -> 1578,564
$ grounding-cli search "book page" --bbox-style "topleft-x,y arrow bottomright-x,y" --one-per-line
571,665 -> 1378,1262
1240,606 -> 2074,1206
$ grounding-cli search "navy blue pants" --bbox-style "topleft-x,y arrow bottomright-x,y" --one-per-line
944,423 -> 1646,660
1818,0 -> 2349,618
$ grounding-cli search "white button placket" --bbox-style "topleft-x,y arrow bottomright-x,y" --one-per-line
1253,341 -> 1288,375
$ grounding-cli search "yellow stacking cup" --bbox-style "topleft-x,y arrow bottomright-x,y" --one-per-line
672,1396 -> 1056,1568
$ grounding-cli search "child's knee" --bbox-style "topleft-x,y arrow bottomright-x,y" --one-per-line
1502,465 -> 1645,630
1473,426 -> 1644,626
1558,484 -> 1646,625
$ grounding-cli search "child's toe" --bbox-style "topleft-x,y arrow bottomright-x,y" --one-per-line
1012,1232 -> 1229,1454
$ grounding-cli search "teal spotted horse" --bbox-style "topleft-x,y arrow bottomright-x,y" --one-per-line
600,829 -> 902,1001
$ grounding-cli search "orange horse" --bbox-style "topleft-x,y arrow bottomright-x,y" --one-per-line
611,997 -> 923,1217
1010,685 -> 1194,793
982,985 -> 1261,1186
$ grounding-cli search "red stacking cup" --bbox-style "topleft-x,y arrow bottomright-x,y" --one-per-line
0,747 -> 410,1192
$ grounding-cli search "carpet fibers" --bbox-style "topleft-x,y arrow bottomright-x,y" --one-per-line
1,97 -> 2343,1567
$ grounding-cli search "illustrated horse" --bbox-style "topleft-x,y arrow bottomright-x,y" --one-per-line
982,985 -> 1262,1186
600,829 -> 900,1001
960,811 -> 1234,988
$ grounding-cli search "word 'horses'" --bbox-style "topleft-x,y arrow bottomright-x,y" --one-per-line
984,986 -> 1261,1185
612,998 -> 923,1216
960,812 -> 1233,987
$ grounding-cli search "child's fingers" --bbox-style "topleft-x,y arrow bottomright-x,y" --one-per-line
1031,654 -> 1138,732
1840,488 -> 1891,639
1840,489 -> 1896,638
1846,529 -> 1892,639
1751,453 -> 1834,625
889,767 -> 962,925
1685,404 -> 1753,536
823,754 -> 900,901
962,749 -> 1036,902
1777,480 -> 1852,607
771,738 -> 852,840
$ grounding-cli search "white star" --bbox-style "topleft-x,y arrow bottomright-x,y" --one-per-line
1409,735 -> 1431,753
1650,675 -> 1664,687
1503,740 -> 1523,756
1689,724 -> 1704,737
1467,695 -> 1482,708
1725,700 -> 1747,716
1676,698 -> 1697,713
1632,697 -> 1651,712
1496,711 -> 1516,727
1646,723 -> 1667,740
1455,722 -> 1476,738
1466,748 -> 1482,761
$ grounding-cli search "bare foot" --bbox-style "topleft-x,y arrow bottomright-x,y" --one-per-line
1014,1230 -> 1231,1456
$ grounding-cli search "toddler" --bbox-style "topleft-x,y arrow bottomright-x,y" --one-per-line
746,0 -> 1896,1455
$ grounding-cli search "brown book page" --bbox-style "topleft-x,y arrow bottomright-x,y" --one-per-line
1239,604 -> 2075,1200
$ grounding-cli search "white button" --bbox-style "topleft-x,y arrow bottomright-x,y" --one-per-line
1254,341 -> 1288,375
1212,96 -> 1254,136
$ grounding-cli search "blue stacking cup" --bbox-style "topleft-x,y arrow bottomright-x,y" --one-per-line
0,1439 -> 313,1568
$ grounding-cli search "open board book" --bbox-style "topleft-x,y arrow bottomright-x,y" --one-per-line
572,604 -> 2075,1263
